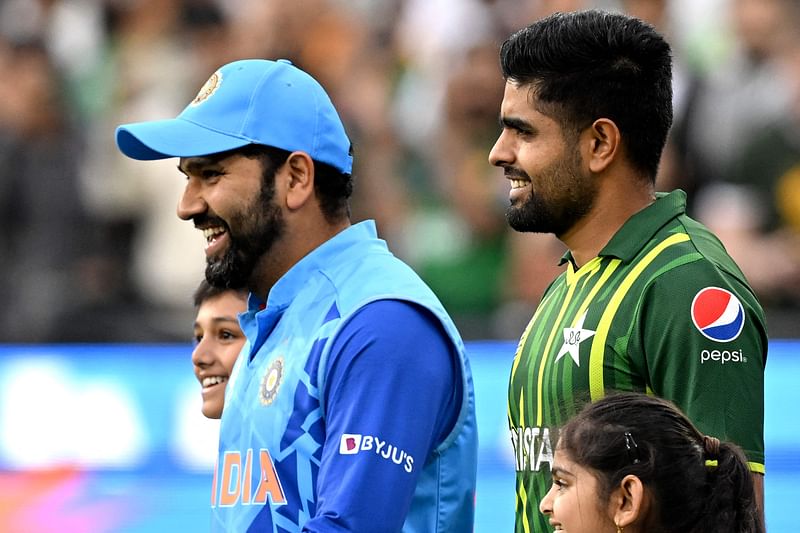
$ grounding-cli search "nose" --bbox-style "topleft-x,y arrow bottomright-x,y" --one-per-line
539,483 -> 555,516
488,130 -> 512,168
192,336 -> 213,368
177,178 -> 207,221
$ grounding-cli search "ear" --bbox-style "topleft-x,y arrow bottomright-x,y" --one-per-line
582,118 -> 620,174
284,151 -> 315,211
609,474 -> 647,529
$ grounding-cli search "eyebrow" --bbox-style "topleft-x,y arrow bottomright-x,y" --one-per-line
193,316 -> 241,329
499,115 -> 534,133
550,466 -> 574,478
178,156 -> 225,175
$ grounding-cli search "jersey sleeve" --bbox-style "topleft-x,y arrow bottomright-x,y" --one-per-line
303,299 -> 461,532
632,262 -> 767,469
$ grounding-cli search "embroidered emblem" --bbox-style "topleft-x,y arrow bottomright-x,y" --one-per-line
190,71 -> 222,106
260,357 -> 284,406
555,311 -> 596,366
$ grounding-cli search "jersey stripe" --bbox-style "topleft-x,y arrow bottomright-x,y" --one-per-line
535,280 -> 579,425
557,258 -> 621,421
588,232 -> 691,400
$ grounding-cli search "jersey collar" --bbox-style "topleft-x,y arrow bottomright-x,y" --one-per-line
257,220 -> 381,311
560,189 -> 687,266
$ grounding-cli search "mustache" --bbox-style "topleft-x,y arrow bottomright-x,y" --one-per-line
503,167 -> 530,180
193,213 -> 227,230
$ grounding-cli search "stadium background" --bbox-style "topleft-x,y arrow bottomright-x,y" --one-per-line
0,340 -> 797,532
1,0 -> 798,531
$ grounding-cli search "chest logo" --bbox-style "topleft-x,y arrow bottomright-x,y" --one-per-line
691,287 -> 745,342
555,311 -> 595,366
260,357 -> 284,406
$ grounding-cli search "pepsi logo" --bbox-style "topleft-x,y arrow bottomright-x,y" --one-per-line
691,287 -> 745,342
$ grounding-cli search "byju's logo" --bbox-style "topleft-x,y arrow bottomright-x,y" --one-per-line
691,287 -> 745,342
339,434 -> 362,455
337,433 -> 414,473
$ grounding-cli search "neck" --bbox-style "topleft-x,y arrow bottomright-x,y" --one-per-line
249,217 -> 351,297
560,180 -> 655,268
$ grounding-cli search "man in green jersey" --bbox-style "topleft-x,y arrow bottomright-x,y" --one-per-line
488,10 -> 767,533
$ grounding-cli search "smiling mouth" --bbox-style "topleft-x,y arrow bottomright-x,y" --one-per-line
202,226 -> 227,249
202,376 -> 228,389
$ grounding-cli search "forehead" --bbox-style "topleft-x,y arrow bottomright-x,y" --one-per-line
500,81 -> 561,128
197,292 -> 247,319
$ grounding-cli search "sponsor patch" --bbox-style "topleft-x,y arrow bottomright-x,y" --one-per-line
337,433 -> 414,472
691,287 -> 745,342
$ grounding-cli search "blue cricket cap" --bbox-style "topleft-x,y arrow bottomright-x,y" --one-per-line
115,59 -> 353,174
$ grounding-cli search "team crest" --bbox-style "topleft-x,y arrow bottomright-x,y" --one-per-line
691,287 -> 745,342
260,357 -> 284,406
190,71 -> 222,106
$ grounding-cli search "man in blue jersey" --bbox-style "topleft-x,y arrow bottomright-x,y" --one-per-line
115,59 -> 477,532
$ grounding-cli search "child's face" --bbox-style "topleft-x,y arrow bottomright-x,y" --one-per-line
192,292 -> 247,419
539,446 -> 616,532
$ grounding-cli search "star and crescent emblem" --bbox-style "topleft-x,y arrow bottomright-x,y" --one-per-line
555,312 -> 596,366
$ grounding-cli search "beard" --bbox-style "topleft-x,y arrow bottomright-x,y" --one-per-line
204,176 -> 285,290
506,149 -> 597,236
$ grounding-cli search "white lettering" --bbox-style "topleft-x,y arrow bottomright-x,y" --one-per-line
405,455 -> 414,473
339,433 -> 414,473
374,438 -> 386,454
700,349 -> 744,365
361,436 -> 373,451
509,426 -> 557,472
534,427 -> 554,471
391,447 -> 405,465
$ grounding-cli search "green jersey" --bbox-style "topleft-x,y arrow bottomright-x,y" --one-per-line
508,190 -> 767,533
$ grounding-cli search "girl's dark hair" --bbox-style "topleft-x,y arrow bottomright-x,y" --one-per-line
192,279 -> 247,307
558,393 -> 762,533
500,10 -> 673,182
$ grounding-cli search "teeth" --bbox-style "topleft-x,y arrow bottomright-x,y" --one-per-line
510,179 -> 529,189
202,226 -> 225,240
202,376 -> 227,387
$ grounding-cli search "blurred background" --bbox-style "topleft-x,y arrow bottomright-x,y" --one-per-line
0,0 -> 797,531
0,0 -> 798,343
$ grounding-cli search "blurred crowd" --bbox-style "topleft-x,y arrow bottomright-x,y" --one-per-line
0,0 -> 798,342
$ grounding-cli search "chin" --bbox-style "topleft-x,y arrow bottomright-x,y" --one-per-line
203,405 -> 223,420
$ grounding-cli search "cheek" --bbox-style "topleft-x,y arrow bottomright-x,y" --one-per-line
221,347 -> 242,373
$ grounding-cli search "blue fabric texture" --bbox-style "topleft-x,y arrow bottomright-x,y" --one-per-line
211,220 -> 478,532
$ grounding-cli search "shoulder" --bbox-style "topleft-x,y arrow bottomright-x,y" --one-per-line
336,299 -> 453,352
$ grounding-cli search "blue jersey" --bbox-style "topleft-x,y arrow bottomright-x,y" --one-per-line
211,221 -> 478,532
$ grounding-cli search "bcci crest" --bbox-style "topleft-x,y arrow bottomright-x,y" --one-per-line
190,71 -> 222,106
260,357 -> 284,406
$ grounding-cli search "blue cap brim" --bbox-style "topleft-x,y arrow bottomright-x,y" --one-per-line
115,118 -> 253,161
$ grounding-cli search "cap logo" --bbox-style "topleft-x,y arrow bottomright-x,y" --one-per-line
190,71 -> 222,106
691,287 -> 745,342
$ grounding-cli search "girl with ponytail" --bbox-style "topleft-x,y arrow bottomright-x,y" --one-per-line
539,392 -> 763,532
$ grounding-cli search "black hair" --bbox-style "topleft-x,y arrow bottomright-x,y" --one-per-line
235,144 -> 353,223
558,393 -> 762,533
499,10 -> 673,181
192,279 -> 247,307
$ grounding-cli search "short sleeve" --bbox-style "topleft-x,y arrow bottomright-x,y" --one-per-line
632,263 -> 766,468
